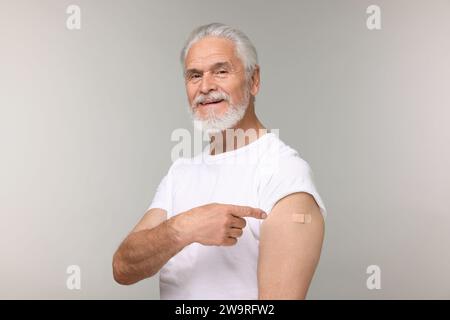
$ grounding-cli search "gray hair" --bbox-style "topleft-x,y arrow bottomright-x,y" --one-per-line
180,23 -> 258,81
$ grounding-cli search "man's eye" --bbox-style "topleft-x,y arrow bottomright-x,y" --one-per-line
214,69 -> 229,77
189,74 -> 201,80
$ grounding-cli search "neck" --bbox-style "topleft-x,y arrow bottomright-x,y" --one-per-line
208,101 -> 267,155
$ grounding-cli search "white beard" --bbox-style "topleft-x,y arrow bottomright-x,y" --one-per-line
189,89 -> 250,134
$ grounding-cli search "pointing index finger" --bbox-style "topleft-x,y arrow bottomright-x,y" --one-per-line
229,205 -> 267,219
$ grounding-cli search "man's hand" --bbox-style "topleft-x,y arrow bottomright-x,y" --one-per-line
173,203 -> 267,246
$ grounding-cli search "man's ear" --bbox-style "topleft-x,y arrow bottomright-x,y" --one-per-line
250,65 -> 260,96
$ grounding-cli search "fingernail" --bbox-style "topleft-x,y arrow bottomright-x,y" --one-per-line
261,212 -> 267,219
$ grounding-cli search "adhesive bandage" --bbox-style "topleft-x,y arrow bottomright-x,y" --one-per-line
291,213 -> 312,224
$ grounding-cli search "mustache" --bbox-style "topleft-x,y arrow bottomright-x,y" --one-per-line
193,91 -> 230,107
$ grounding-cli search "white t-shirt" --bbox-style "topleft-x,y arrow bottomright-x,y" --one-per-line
148,132 -> 327,300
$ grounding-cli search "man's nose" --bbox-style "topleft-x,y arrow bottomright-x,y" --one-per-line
199,72 -> 217,94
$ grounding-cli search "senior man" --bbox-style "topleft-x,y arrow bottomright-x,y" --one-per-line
113,23 -> 327,300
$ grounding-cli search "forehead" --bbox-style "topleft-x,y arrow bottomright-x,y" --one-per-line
184,36 -> 242,70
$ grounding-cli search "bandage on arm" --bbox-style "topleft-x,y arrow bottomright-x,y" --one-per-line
291,213 -> 312,224
257,192 -> 324,299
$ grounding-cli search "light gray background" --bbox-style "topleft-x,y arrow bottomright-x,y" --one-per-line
1,0 -> 449,299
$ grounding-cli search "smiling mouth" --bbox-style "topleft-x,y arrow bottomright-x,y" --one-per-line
198,99 -> 225,106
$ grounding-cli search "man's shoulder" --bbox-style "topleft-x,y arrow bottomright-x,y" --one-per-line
166,156 -> 193,173
260,134 -> 311,175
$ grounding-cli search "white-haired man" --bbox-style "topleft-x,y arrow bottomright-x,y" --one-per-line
113,23 -> 327,299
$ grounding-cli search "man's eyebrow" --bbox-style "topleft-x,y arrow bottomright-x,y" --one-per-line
185,61 -> 233,75
210,61 -> 233,69
184,68 -> 202,76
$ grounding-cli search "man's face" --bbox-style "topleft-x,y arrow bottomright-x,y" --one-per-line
184,36 -> 250,133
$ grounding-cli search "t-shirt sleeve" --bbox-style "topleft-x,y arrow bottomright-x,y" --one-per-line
258,154 -> 327,219
147,172 -> 172,213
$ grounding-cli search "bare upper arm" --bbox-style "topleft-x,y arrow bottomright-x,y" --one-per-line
257,192 -> 325,299
130,208 -> 168,233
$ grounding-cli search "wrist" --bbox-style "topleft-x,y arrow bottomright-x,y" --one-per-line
168,211 -> 194,246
